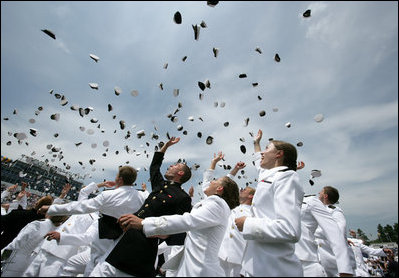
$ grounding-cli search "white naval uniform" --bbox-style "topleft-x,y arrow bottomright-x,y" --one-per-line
141,168 -> 230,277
22,182 -> 99,277
46,183 -> 147,276
240,152 -> 304,277
1,219 -> 58,277
315,205 -> 356,277
218,203 -> 252,277
22,213 -> 95,277
56,219 -> 99,276
295,196 -> 353,276
349,238 -> 387,277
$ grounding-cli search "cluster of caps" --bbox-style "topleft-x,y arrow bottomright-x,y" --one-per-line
8,5 -> 321,185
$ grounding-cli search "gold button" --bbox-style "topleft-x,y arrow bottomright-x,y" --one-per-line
152,196 -> 156,199
62,229 -> 65,232
68,223 -> 71,226
230,234 -> 233,238
232,224 -> 235,229
164,185 -> 168,189
145,204 -> 149,207
163,200 -> 166,203
160,190 -> 163,193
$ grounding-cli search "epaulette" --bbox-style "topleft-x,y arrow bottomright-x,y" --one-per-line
304,194 -> 316,197
328,205 -> 336,209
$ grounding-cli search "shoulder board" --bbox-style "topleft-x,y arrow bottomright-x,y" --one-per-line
304,194 -> 316,197
260,179 -> 272,184
328,205 -> 336,209
278,168 -> 290,172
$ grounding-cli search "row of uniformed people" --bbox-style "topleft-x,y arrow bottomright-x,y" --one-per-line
2,133 -> 391,277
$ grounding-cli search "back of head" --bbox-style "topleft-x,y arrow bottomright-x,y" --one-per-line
220,176 -> 240,210
178,163 -> 192,184
272,140 -> 298,171
49,215 -> 70,227
118,166 -> 137,185
324,186 -> 339,204
34,195 -> 53,211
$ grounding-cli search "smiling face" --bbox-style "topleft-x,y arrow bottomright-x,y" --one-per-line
260,142 -> 283,169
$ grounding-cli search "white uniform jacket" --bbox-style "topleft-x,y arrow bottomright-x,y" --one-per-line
1,219 -> 58,277
47,184 -> 147,219
315,205 -> 356,275
295,196 -> 353,274
349,238 -> 387,276
142,169 -> 230,277
218,203 -> 252,265
241,152 -> 304,277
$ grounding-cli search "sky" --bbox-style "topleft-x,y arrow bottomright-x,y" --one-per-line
1,1 -> 398,239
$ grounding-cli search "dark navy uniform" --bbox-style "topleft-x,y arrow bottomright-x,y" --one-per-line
104,152 -> 192,276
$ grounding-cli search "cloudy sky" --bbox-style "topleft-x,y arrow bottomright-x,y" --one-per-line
1,1 -> 397,238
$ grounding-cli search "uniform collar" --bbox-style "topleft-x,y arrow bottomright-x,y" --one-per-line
259,166 -> 288,181
168,180 -> 182,187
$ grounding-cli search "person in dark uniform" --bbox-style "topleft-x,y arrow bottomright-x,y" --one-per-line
89,136 -> 192,277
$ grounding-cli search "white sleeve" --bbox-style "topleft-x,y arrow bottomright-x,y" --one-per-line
311,200 -> 353,274
360,244 -> 387,257
202,169 -> 215,193
143,197 -> 226,236
47,194 -> 105,216
58,219 -> 98,246
78,182 -> 98,201
331,208 -> 348,238
242,172 -> 302,243
3,221 -> 42,250
138,189 -> 150,200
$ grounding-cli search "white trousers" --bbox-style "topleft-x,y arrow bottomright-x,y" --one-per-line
2,250 -> 34,277
219,258 -> 242,277
22,250 -> 66,277
89,261 -> 134,277
301,260 -> 327,277
58,248 -> 91,277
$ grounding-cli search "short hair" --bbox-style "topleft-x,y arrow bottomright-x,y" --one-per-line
178,164 -> 192,184
34,195 -> 53,211
220,176 -> 240,210
324,186 -> 340,204
118,166 -> 137,185
272,140 -> 298,171
50,215 -> 70,226
246,186 -> 256,196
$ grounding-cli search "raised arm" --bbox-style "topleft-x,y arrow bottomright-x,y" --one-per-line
254,129 -> 262,153
203,152 -> 224,192
150,137 -> 180,191
209,151 -> 224,170
160,137 -> 180,153
228,162 -> 246,178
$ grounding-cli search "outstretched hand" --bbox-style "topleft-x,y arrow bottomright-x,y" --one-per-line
118,214 -> 144,232
235,162 -> 246,170
188,186 -> 194,197
254,129 -> 263,144
212,151 -> 224,163
297,161 -> 305,170
167,137 -> 180,147
61,183 -> 71,195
